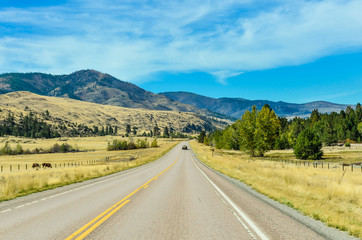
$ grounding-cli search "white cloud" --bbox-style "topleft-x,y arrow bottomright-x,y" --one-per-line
0,0 -> 362,83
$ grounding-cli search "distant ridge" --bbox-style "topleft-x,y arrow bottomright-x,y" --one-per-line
160,91 -> 352,118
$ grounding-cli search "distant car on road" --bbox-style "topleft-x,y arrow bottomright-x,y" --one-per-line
182,145 -> 188,150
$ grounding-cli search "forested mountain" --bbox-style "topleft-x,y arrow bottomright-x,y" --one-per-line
160,91 -> 351,118
0,70 -> 227,120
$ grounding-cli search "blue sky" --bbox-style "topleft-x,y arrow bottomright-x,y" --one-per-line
0,0 -> 361,104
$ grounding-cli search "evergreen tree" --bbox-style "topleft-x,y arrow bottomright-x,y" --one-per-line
163,126 -> 169,138
254,106 -> 280,156
132,126 -> 138,135
294,129 -> 323,160
126,124 -> 131,134
239,106 -> 258,156
198,131 -> 206,143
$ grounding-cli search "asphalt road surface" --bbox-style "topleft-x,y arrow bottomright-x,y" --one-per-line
0,142 -> 356,240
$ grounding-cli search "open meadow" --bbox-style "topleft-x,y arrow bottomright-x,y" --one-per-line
0,136 -> 181,201
190,141 -> 362,238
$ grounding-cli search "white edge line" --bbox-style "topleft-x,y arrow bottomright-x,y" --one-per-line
1,209 -> 11,213
190,151 -> 270,240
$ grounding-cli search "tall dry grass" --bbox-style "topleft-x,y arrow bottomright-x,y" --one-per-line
190,141 -> 362,238
0,138 -> 179,202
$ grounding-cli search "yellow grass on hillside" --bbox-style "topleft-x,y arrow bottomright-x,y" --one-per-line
190,141 -> 362,238
0,91 -> 230,133
0,136 -> 181,201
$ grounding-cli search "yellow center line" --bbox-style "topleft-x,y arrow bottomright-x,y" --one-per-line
65,157 -> 179,240
75,200 -> 130,240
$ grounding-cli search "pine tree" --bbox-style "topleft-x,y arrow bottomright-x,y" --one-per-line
294,129 -> 323,160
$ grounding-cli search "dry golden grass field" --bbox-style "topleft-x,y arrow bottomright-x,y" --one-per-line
0,91 -> 230,133
0,136 -> 181,202
190,141 -> 362,238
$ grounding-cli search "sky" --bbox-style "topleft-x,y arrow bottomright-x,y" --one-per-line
0,0 -> 361,104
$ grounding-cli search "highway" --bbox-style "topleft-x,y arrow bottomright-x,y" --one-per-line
0,142 -> 356,240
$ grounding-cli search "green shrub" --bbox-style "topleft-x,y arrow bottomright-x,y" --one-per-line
151,138 -> 158,148
345,142 -> 351,147
294,129 -> 323,160
108,138 -> 157,151
60,143 -> 73,153
127,140 -> 137,150
14,143 -> 24,155
137,139 -> 149,148
0,142 -> 13,155
107,139 -> 128,151
50,143 -> 61,153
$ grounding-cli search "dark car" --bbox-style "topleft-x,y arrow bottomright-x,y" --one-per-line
182,145 -> 188,150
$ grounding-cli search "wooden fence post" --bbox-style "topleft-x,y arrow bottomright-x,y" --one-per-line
10,165 -> 12,171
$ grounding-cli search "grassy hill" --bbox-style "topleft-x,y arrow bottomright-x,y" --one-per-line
0,91 -> 230,134
0,70 -> 229,120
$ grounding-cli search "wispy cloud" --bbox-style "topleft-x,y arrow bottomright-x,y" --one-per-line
0,0 -> 362,83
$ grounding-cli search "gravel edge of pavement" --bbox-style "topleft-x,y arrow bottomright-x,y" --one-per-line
190,147 -> 359,240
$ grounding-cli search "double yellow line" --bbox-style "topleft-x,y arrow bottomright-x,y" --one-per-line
66,158 -> 179,240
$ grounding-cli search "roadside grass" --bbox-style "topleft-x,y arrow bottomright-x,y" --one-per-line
190,141 -> 362,238
0,136 -> 181,202
264,144 -> 362,164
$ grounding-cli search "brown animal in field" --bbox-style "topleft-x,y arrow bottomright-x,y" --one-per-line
42,163 -> 52,168
32,163 -> 40,169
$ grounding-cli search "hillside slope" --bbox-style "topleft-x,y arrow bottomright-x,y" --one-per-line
0,70 -> 227,120
0,92 -> 229,133
160,91 -> 351,118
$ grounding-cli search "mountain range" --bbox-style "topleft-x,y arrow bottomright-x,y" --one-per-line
160,92 -> 351,119
0,69 -> 351,122
0,70 -> 228,120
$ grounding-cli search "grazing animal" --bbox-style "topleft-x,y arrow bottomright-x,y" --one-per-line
32,163 -> 40,169
42,163 -> 52,168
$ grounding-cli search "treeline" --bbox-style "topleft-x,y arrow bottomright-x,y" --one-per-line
125,124 -> 190,138
0,142 -> 78,155
107,138 -> 158,151
0,112 -> 61,138
0,110 -> 119,138
200,103 -> 362,160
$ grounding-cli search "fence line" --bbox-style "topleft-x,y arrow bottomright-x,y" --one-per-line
0,157 -> 112,173
258,157 -> 361,172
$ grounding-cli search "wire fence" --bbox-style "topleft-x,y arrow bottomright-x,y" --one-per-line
0,157 -> 110,173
